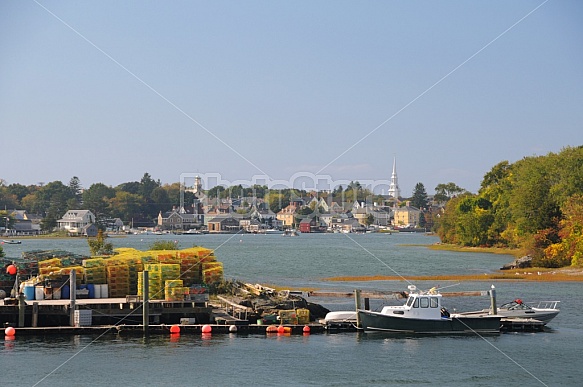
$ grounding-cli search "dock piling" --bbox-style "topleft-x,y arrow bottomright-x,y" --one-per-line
18,293 -> 25,327
143,270 -> 149,334
489,285 -> 497,315
32,302 -> 39,327
354,289 -> 362,329
69,270 -> 76,326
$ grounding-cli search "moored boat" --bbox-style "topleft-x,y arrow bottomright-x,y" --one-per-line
357,285 -> 501,334
460,299 -> 560,325
282,229 -> 299,237
2,240 -> 21,244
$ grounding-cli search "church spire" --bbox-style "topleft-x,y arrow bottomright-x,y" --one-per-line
388,156 -> 400,199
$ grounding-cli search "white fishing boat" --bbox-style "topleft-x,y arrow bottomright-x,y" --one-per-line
357,285 -> 502,334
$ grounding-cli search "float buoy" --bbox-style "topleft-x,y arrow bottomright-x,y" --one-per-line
5,327 -> 16,336
6,265 -> 17,275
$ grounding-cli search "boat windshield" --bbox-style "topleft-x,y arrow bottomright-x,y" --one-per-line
406,296 -> 415,307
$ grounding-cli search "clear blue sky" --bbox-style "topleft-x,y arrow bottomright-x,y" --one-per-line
1,1 -> 582,196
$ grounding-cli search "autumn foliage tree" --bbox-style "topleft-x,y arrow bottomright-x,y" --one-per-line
436,146 -> 583,267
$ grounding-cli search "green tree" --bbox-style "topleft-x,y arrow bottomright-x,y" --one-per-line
82,183 -> 116,218
68,176 -> 83,208
510,156 -> 560,236
149,240 -> 179,250
109,191 -> 145,221
434,182 -> 466,204
116,181 -> 141,194
411,182 -> 428,209
139,173 -> 160,199
150,187 -> 170,214
87,230 -> 114,256
364,214 -> 375,226
265,191 -> 287,214
6,183 -> 31,206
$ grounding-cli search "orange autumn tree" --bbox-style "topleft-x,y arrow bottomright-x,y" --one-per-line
544,194 -> 583,267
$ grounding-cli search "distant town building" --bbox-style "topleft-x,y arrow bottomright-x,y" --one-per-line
388,156 -> 400,199
393,201 -> 421,228
276,204 -> 298,227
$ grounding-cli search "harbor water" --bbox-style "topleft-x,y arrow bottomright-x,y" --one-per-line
2,233 -> 582,386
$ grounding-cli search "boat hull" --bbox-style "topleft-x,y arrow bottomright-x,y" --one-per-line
461,309 -> 559,324
358,310 -> 501,334
497,310 -> 559,324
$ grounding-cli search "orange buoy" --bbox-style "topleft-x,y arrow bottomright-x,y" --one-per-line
277,325 -> 285,334
201,324 -> 212,334
5,327 -> 16,336
6,265 -> 17,275
266,325 -> 278,333
170,325 -> 181,334
303,325 -> 311,333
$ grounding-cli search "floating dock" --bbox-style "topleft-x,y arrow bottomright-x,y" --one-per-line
6,323 -> 327,336
500,318 -> 546,332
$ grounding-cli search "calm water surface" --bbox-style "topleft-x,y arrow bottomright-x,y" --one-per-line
1,233 -> 581,386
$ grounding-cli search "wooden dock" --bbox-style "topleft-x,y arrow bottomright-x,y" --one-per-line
0,297 -> 212,327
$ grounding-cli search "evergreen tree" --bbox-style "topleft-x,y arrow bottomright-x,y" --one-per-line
411,182 -> 428,209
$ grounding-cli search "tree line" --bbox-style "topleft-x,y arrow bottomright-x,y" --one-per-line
2,169 -> 453,232
435,146 -> 583,268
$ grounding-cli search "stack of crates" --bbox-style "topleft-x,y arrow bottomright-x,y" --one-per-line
140,263 -> 180,300
296,308 -> 310,324
157,252 -> 179,265
278,310 -> 298,325
58,266 -> 85,286
83,258 -> 107,285
38,258 -> 62,276
178,251 -> 201,286
105,259 -> 130,298
164,279 -> 186,301
202,262 -> 224,284
122,256 -> 144,296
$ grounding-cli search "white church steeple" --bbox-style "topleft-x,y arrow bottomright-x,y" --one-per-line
388,156 -> 400,199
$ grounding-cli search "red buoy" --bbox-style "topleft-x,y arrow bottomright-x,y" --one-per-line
5,327 -> 16,336
6,265 -> 17,276
170,325 -> 180,334
201,324 -> 212,334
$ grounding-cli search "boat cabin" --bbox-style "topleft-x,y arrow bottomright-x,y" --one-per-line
379,286 -> 450,320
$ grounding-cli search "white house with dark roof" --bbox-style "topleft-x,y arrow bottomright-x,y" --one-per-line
57,210 -> 96,236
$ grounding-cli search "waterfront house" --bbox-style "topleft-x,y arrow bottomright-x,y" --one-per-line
57,210 -> 96,236
7,209 -> 42,235
240,218 -> 264,233
276,204 -> 298,227
299,217 -> 321,233
157,207 -> 198,231
208,215 -> 242,233
393,201 -> 421,228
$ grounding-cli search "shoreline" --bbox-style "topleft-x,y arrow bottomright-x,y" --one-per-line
324,268 -> 583,283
